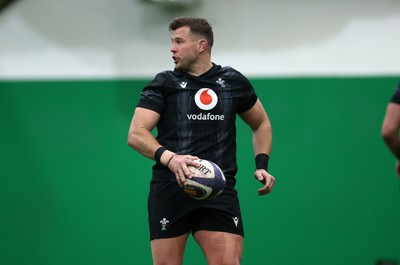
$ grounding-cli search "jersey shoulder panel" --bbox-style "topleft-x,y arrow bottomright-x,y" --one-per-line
218,65 -> 243,78
136,70 -> 184,113
218,65 -> 258,113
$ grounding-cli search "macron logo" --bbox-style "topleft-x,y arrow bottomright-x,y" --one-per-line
233,217 -> 239,227
179,82 -> 188,88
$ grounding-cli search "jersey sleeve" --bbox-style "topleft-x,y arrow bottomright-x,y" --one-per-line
236,74 -> 258,113
390,83 -> 400,104
136,73 -> 166,114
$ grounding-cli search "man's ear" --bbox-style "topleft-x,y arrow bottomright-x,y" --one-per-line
198,39 -> 208,53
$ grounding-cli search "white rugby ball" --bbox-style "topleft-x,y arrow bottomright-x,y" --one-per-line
183,159 -> 226,200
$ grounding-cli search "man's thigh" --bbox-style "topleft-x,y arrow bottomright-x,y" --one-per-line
194,231 -> 243,265
151,233 -> 190,265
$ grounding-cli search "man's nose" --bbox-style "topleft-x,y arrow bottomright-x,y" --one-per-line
170,43 -> 177,53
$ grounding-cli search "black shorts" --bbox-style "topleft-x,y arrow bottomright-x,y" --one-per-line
148,178 -> 244,240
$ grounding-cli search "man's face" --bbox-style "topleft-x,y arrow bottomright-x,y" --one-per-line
170,26 -> 199,72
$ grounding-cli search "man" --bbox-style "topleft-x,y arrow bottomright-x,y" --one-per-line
128,17 -> 275,265
382,83 -> 400,176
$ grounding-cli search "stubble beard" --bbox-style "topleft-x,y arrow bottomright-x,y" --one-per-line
175,56 -> 198,73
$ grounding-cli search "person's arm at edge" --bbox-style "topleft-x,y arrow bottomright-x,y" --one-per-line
381,102 -> 400,176
239,99 -> 275,195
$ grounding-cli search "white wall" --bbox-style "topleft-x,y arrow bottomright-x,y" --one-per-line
0,0 -> 400,79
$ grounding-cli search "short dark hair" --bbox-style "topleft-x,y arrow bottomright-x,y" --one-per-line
169,18 -> 214,49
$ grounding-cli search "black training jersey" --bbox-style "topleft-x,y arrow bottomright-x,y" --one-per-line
137,63 -> 258,182
390,83 -> 400,104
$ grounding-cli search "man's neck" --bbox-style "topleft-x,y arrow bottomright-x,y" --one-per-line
187,59 -> 213,77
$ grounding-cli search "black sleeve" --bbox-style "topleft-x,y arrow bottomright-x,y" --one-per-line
236,74 -> 258,113
390,83 -> 400,104
136,73 -> 166,114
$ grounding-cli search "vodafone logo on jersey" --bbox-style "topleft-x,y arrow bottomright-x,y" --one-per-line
194,88 -> 218,110
187,88 -> 224,121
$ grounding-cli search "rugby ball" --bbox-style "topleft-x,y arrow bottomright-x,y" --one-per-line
183,159 -> 226,200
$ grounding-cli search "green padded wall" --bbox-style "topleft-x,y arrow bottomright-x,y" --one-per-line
1,77 -> 399,265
